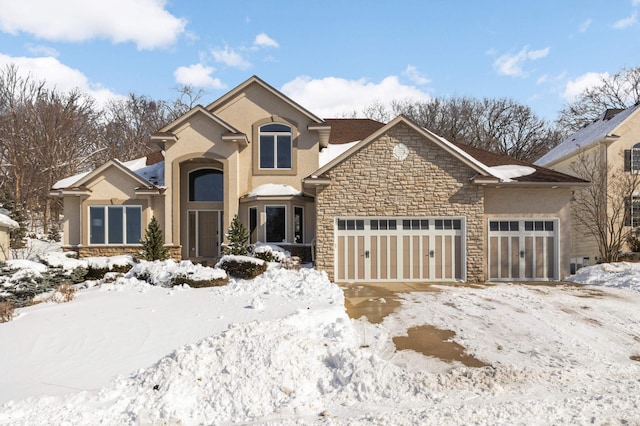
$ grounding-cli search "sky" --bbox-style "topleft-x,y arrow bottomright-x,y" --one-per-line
0,0 -> 639,121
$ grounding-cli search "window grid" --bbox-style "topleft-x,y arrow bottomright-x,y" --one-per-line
259,123 -> 292,170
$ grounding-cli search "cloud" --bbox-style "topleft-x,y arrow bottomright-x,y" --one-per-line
562,71 -> 609,102
0,0 -> 186,49
579,18 -> 592,32
211,46 -> 251,70
281,75 -> 431,118
402,65 -> 431,86
0,53 -> 123,107
613,11 -> 637,29
493,46 -> 550,77
254,33 -> 279,48
173,64 -> 225,89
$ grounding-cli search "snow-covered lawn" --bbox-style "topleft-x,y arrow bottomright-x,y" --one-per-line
1,260 -> 639,425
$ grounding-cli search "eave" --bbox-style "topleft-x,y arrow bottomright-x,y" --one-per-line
222,132 -> 249,147
308,124 -> 331,149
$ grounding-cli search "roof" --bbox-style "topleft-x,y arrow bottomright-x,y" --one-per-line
52,152 -> 165,189
453,142 -> 588,184
309,115 -> 588,186
0,211 -> 18,229
535,103 -> 640,166
322,118 -> 386,144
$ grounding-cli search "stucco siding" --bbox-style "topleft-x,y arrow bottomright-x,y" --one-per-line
315,122 -> 485,282
484,187 -> 573,278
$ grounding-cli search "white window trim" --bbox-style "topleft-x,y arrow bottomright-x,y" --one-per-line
88,205 -> 142,246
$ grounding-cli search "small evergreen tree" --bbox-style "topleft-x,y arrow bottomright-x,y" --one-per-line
140,216 -> 169,261
223,214 -> 249,256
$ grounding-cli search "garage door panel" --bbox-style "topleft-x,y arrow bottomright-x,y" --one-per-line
335,217 -> 464,282
489,219 -> 558,281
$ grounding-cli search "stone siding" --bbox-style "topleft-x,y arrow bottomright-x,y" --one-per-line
72,245 -> 182,261
315,123 -> 485,282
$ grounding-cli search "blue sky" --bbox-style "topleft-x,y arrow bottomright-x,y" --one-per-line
0,0 -> 639,121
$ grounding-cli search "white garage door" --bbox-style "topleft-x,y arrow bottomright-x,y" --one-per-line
335,217 -> 465,283
488,219 -> 558,281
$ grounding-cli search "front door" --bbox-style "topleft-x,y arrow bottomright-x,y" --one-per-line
188,210 -> 220,258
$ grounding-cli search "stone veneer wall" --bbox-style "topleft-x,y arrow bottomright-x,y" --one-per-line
73,245 -> 182,261
315,123 -> 485,282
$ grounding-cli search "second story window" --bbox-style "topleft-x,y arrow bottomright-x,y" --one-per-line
624,142 -> 640,172
259,123 -> 292,169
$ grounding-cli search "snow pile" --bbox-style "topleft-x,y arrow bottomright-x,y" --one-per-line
1,262 -> 640,424
40,252 -> 135,271
4,259 -> 48,274
246,183 -> 302,197
565,262 -> 640,291
0,212 -> 18,229
128,259 -> 227,287
487,164 -> 536,181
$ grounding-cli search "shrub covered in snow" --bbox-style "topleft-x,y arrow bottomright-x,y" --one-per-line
216,255 -> 267,280
130,260 -> 228,287
252,243 -> 289,263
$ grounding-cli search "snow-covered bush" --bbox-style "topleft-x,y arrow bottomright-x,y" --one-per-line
253,243 -> 289,263
130,260 -> 228,287
216,255 -> 267,280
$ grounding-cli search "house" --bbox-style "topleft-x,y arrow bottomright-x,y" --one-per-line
0,209 -> 18,261
51,76 -> 587,282
536,103 -> 640,269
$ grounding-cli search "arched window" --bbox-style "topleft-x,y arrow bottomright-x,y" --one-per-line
189,169 -> 223,201
259,123 -> 292,169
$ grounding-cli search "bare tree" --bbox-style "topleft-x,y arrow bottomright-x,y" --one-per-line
557,66 -> 640,133
570,149 -> 640,262
98,93 -> 171,163
381,97 -> 560,162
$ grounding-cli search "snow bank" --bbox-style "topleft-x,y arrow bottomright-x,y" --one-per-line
565,262 -> 640,292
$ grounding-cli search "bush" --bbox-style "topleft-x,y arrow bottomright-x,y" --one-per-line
140,216 -> 169,261
172,274 -> 229,288
217,256 -> 267,280
85,264 -> 133,280
48,282 -> 76,303
223,214 -> 249,256
0,301 -> 14,322
47,224 -> 61,242
281,256 -> 301,270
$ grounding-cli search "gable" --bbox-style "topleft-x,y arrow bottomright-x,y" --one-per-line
206,76 -> 323,126
83,164 -> 153,199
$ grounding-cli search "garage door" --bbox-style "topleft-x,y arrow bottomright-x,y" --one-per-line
488,219 -> 558,281
335,217 -> 465,283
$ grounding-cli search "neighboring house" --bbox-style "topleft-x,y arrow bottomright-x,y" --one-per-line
51,76 -> 587,282
0,209 -> 18,261
536,103 -> 640,270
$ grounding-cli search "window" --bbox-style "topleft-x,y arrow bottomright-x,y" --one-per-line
189,169 -> 223,201
266,206 -> 286,242
259,123 -> 292,169
624,143 -> 640,172
294,207 -> 303,243
89,206 -> 142,244
626,196 -> 640,227
249,207 -> 258,244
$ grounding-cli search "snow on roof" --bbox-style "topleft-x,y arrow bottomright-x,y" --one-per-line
247,183 -> 302,197
319,140 -> 359,167
0,211 -> 18,229
52,170 -> 91,189
535,104 -> 640,166
486,165 -> 536,182
52,153 -> 165,189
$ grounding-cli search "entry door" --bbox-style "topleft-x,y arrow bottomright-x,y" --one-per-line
335,217 -> 465,283
488,219 -> 558,281
188,210 -> 220,258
